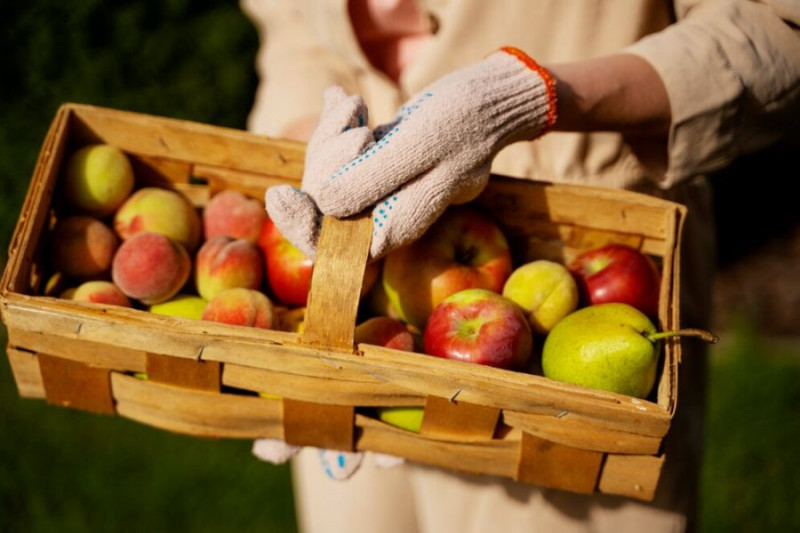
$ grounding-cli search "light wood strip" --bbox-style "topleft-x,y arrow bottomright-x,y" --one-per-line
68,104 -> 305,178
111,373 -> 283,439
6,346 -> 45,399
192,164 -> 299,198
301,215 -> 373,352
222,363 -> 423,406
8,328 -> 147,373
598,454 -> 666,501
355,414 -> 520,478
2,293 -> 671,437
478,176 -> 677,239
502,410 -> 662,455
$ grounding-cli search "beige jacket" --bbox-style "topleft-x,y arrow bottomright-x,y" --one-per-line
242,0 -> 800,191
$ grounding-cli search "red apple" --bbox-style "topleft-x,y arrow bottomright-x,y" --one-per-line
258,218 -> 381,308
423,288 -> 533,370
355,316 -> 416,352
568,243 -> 661,317
258,217 -> 314,307
382,207 -> 513,330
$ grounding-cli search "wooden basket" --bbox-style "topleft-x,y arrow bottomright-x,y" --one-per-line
1,104 -> 687,501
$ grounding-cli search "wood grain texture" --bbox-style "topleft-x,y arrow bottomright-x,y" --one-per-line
598,454 -> 666,501
39,354 -> 115,415
301,214 -> 373,352
516,433 -> 604,494
420,395 -> 501,441
112,373 -> 283,439
5,345 -> 45,399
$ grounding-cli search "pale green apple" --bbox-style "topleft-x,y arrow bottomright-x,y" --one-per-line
502,260 -> 578,334
62,144 -> 135,217
377,407 -> 424,433
149,294 -> 208,320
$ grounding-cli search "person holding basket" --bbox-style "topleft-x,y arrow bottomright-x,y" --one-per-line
241,1 -> 800,531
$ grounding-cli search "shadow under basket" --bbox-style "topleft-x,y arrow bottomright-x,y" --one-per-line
1,103 -> 688,502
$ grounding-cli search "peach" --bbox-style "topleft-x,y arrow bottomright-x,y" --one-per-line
195,235 -> 263,300
71,280 -> 132,307
62,144 -> 135,217
112,231 -> 191,305
50,215 -> 119,279
202,288 -> 274,329
203,190 -> 266,244
114,187 -> 201,251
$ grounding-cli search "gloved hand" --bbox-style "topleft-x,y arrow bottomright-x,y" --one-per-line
266,47 -> 557,260
251,438 -> 404,481
266,86 -> 375,260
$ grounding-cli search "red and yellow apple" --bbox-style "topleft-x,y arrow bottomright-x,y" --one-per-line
502,260 -> 579,334
355,316 -> 416,352
383,207 -> 512,330
568,243 -> 661,318
259,217 -> 380,308
258,217 -> 313,307
423,288 -> 533,370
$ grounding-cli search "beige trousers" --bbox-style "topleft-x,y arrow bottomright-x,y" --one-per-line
292,445 -> 690,533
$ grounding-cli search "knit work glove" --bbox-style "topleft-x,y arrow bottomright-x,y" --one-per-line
266,86 -> 374,260
266,47 -> 556,260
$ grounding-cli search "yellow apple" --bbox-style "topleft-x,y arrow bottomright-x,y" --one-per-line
62,144 -> 135,217
149,294 -> 208,320
502,260 -> 579,334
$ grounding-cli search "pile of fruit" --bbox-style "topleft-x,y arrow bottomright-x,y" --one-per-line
45,143 -> 711,430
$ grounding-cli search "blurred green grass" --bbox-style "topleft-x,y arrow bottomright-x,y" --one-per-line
1,2 -> 799,532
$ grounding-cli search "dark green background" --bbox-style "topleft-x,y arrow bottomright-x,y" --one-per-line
1,2 -> 798,532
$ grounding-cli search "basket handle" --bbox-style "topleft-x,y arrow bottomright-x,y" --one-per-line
300,213 -> 373,353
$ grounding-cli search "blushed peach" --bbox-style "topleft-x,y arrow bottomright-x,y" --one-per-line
62,144 -> 135,217
114,187 -> 201,251
203,190 -> 266,244
71,280 -> 132,307
50,216 -> 119,279
195,235 -> 263,300
202,288 -> 274,329
112,231 -> 191,305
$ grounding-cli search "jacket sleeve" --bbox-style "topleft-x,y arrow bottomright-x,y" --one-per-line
241,0 -> 360,137
622,0 -> 800,187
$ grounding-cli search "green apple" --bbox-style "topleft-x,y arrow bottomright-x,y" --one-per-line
542,303 -> 717,398
378,407 -> 424,433
149,294 -> 208,320
502,260 -> 579,334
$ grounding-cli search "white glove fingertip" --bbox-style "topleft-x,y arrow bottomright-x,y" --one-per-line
372,452 -> 405,469
252,438 -> 301,465
318,449 -> 364,481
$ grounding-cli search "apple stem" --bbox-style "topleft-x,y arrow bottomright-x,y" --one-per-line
646,329 -> 719,344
